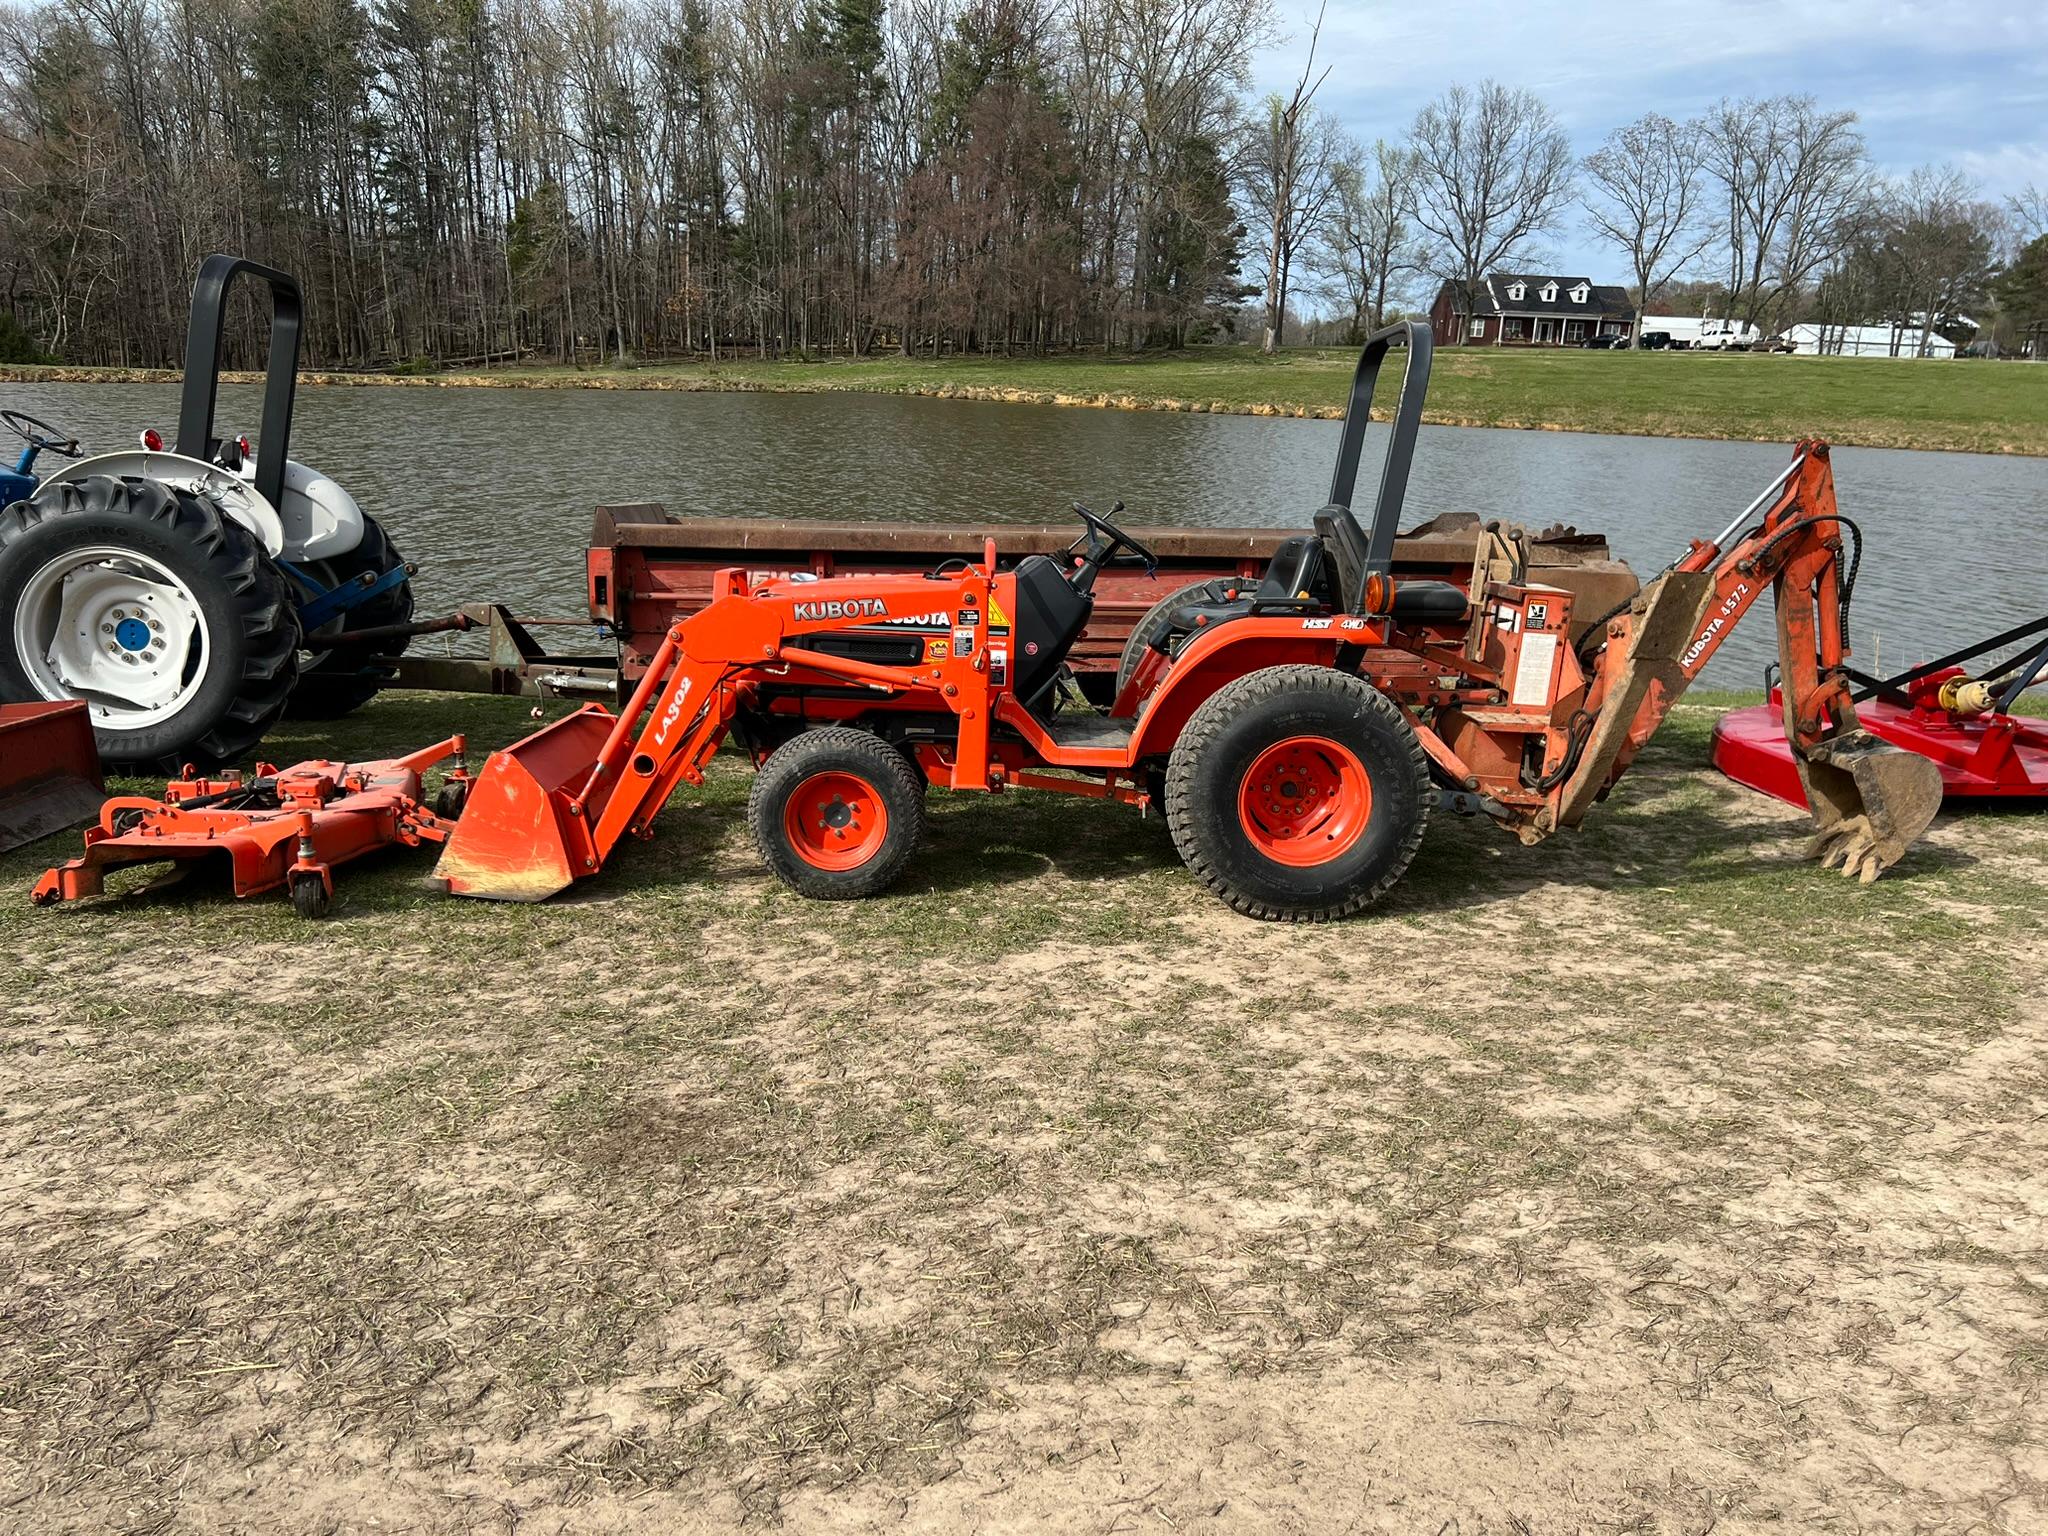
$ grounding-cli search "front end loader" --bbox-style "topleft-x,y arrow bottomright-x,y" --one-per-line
421,322 -> 1940,922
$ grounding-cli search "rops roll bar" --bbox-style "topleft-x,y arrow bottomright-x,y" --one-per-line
1313,319 -> 1432,613
174,254 -> 303,515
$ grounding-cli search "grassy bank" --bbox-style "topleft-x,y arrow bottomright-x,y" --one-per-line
9,344 -> 2047,455
3,691 -> 2044,1530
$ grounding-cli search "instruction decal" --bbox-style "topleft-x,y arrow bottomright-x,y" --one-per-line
1512,632 -> 1559,707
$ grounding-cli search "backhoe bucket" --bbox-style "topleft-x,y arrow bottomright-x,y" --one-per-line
0,702 -> 104,854
430,707 -> 615,901
1794,725 -> 1943,883
1555,567 -> 1716,832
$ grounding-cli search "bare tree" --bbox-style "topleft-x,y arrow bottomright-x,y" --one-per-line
1581,113 -> 1713,349
1314,137 -> 1419,337
1707,95 -> 1870,335
1404,81 -> 1574,345
2011,184 -> 2048,243
1888,166 -> 2003,355
1242,3 -> 1336,351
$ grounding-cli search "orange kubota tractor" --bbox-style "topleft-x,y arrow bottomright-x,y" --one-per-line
432,323 -> 1942,921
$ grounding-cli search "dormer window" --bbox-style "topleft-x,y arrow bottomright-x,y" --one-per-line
1569,283 -> 1589,304
1507,282 -> 1525,302
1539,282 -> 1558,303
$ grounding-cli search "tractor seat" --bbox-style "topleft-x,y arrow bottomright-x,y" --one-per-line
1152,535 -> 1330,655
1388,581 -> 1468,623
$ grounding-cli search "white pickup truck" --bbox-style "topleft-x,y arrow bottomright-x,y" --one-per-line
1685,319 -> 1760,351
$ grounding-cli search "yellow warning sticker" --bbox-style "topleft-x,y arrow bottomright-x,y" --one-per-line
987,594 -> 1010,628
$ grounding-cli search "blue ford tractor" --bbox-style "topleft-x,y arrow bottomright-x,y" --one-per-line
0,257 -> 416,767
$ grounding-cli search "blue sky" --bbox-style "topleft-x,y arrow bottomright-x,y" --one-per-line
1250,0 -> 2048,286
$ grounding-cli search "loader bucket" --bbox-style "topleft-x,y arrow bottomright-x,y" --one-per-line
0,701 -> 104,854
431,707 -> 615,901
1793,723 -> 1944,883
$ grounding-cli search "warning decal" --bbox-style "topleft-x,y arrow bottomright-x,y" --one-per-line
987,594 -> 1010,628
1512,632 -> 1559,707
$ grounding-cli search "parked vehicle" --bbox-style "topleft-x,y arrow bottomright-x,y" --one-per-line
1689,319 -> 1760,352
1756,335 -> 1798,354
0,257 -> 420,768
1578,334 -> 1628,350
1640,331 -> 1674,351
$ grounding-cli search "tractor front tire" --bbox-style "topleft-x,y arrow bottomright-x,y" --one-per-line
287,513 -> 414,719
1165,664 -> 1430,921
749,728 -> 926,899
0,475 -> 299,769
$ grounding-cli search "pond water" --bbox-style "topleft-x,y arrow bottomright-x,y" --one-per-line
6,380 -> 2044,690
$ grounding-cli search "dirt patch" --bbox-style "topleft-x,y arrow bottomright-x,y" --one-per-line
2,711 -> 2045,1532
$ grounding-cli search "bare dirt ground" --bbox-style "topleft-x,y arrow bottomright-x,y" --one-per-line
3,697 -> 2045,1533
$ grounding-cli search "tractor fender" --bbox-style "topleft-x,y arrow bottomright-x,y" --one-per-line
44,449 -> 287,557
1126,623 -> 1348,762
44,451 -> 364,562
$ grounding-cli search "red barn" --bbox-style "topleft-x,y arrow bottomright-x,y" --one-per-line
1429,275 -> 1637,347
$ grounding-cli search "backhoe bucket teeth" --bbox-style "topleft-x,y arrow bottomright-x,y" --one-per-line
1795,729 -> 1943,882
431,708 -> 617,901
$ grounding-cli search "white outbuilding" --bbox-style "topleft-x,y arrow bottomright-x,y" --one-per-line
1785,322 -> 1959,358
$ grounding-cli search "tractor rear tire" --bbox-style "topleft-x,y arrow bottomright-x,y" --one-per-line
287,513 -> 414,719
749,727 -> 926,899
0,475 -> 300,769
1165,664 -> 1430,921
1116,579 -> 1221,696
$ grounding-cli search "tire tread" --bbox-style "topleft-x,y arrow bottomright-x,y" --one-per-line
1164,664 -> 1430,921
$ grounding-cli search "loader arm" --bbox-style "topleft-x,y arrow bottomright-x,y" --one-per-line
1550,440 -> 1941,878
433,558 -> 1001,901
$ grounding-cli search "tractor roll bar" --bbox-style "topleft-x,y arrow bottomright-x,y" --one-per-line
1324,319 -> 1432,582
175,254 -> 303,516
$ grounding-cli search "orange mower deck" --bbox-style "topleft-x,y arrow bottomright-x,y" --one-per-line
32,738 -> 470,917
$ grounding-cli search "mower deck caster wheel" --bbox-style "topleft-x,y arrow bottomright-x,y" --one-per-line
434,779 -> 469,819
289,872 -> 332,919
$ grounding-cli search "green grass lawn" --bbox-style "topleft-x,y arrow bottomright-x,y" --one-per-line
490,345 -> 2048,456
3,689 -> 2046,1529
12,345 -> 2046,455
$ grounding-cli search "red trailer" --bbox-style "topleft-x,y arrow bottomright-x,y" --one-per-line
582,506 -> 1641,698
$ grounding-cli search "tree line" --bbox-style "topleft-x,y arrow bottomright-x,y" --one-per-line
2,0 -> 2044,368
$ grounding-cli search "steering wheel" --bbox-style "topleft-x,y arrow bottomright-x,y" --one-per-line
1068,500 -> 1159,581
1,409 -> 82,458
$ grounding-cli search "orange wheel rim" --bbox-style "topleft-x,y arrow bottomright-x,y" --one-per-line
1237,736 -> 1373,866
784,770 -> 889,870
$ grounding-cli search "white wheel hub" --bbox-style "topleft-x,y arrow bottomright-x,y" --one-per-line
13,545 -> 211,730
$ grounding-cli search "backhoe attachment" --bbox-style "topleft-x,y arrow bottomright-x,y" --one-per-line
1559,441 -> 1940,879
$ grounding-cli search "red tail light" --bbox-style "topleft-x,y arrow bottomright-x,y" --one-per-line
141,428 -> 163,452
